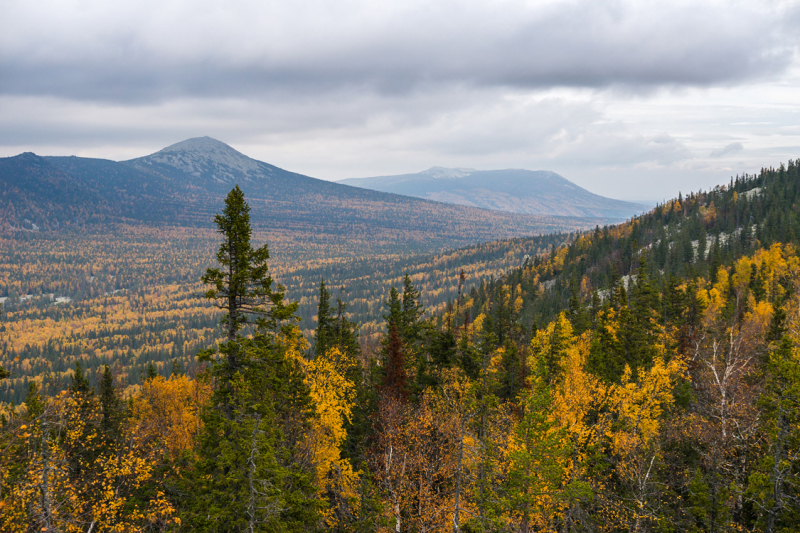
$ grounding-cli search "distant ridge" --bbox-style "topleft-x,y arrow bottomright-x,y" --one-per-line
0,137 -> 617,257
340,167 -> 649,219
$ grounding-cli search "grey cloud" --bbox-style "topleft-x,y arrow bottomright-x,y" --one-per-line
1,0 -> 797,102
710,142 -> 744,158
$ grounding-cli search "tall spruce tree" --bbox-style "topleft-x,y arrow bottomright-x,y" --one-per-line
315,279 -> 332,357
400,273 -> 424,347
0,304 -> 7,380
332,296 -> 360,360
99,364 -> 120,436
190,186 -> 319,532
201,185 -> 296,385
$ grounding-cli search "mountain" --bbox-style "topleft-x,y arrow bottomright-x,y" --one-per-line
0,137 -> 615,257
339,167 -> 649,219
125,136 -> 304,194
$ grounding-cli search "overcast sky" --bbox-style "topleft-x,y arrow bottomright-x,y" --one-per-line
2,0 -> 799,202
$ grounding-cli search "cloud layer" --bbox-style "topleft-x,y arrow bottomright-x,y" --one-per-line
2,0 -> 797,100
1,0 -> 799,202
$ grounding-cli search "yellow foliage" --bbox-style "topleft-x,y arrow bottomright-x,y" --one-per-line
552,333 -> 605,444
472,312 -> 486,334
606,356 -> 685,529
300,347 -> 359,522
700,267 -> 729,323
130,374 -> 210,460
0,393 -> 178,532
611,357 -> 685,452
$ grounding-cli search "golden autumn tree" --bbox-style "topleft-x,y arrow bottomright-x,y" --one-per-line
130,373 -> 210,461
607,357 -> 684,532
548,322 -> 607,531
300,347 -> 360,527
0,383 -> 178,532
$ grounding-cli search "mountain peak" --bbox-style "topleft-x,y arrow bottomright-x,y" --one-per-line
131,137 -> 272,185
157,136 -> 238,155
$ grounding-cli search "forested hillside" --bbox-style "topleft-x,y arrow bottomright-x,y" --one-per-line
461,161 -> 800,333
2,160 -> 800,532
0,136 -> 614,404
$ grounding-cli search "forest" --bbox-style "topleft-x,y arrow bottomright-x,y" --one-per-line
2,160 -> 800,532
0,223 -> 568,404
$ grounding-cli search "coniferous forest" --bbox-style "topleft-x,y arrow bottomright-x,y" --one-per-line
2,160 -> 800,532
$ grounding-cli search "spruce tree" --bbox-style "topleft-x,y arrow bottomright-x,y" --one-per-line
201,184 -> 297,390
0,304 -> 7,380
145,361 -> 158,380
747,335 -> 800,531
333,297 -> 360,356
381,323 -> 408,402
69,361 -> 92,396
99,365 -> 120,436
190,186 -> 319,532
384,286 -> 402,331
315,279 -> 332,358
400,273 -> 424,345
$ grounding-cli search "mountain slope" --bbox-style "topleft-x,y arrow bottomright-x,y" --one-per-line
458,160 -> 800,336
340,167 -> 649,219
0,138 -> 615,257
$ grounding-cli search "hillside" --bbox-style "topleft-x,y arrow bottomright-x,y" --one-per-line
340,166 -> 649,219
458,162 -> 800,334
0,138 -> 612,257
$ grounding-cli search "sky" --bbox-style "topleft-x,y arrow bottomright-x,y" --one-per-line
1,0 -> 799,203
